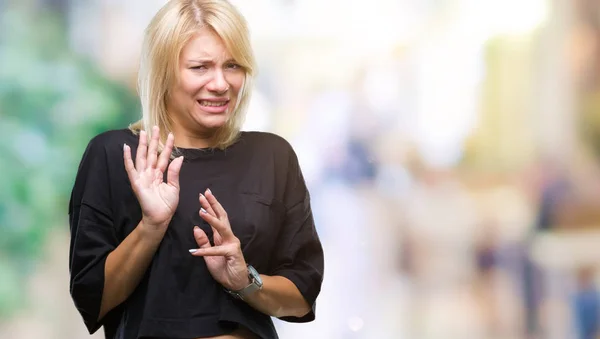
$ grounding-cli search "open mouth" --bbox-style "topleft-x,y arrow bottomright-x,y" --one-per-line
198,100 -> 229,107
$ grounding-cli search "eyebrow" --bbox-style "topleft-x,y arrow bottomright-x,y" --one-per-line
186,58 -> 238,64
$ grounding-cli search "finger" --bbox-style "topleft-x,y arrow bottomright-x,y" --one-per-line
212,226 -> 223,246
135,130 -> 147,172
199,193 -> 217,217
156,132 -> 174,173
199,195 -> 221,245
199,207 -> 235,240
204,188 -> 228,220
190,226 -> 211,251
166,156 -> 184,189
199,207 -> 220,225
190,226 -> 224,257
147,126 -> 160,169
123,144 -> 137,183
190,245 -> 232,257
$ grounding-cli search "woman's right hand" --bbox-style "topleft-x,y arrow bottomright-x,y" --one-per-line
123,126 -> 184,234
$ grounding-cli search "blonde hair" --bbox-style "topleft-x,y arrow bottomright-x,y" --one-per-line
130,0 -> 256,151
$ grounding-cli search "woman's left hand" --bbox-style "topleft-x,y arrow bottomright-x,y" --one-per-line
189,189 -> 249,291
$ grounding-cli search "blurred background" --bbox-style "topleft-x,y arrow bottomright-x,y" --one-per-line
2,0 -> 600,338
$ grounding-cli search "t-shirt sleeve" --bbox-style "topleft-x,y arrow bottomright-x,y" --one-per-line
68,135 -> 119,334
269,143 -> 324,323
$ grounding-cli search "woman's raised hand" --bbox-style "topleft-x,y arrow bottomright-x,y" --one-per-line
123,126 -> 183,234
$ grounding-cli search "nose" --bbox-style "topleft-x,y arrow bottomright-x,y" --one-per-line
206,69 -> 229,94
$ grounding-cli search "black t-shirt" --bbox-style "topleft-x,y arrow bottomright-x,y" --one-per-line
68,129 -> 324,339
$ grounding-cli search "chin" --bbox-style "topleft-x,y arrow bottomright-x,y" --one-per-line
194,114 -> 229,130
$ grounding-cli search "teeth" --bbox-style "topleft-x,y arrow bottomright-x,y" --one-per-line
199,100 -> 227,107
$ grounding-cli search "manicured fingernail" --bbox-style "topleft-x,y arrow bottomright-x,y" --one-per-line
200,208 -> 207,214
123,143 -> 126,151
206,188 -> 212,195
189,249 -> 198,253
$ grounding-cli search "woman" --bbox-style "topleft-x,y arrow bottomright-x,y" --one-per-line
68,1 -> 324,338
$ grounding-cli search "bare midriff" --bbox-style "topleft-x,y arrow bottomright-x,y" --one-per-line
195,327 -> 259,339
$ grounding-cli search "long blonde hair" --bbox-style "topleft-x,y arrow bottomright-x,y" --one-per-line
130,0 -> 256,151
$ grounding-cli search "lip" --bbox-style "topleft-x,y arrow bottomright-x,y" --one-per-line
197,99 -> 230,114
198,98 -> 230,102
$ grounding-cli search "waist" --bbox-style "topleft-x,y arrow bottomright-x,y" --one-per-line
196,327 -> 258,339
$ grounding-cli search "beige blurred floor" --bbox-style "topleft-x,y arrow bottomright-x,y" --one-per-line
0,224 -> 594,338
0,230 -> 104,339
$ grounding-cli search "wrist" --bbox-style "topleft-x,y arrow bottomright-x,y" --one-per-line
137,219 -> 168,241
231,267 -> 251,291
226,265 -> 263,300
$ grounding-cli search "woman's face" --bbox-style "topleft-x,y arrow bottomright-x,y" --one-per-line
167,27 -> 245,136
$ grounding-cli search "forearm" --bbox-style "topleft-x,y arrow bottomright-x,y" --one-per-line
243,275 -> 310,318
98,221 -> 164,320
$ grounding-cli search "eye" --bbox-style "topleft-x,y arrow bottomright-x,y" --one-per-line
190,65 -> 207,70
225,63 -> 241,70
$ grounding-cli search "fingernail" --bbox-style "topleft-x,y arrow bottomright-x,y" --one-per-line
194,226 -> 200,231
199,193 -> 204,199
200,208 -> 207,214
206,188 -> 212,195
123,143 -> 128,151
189,249 -> 198,253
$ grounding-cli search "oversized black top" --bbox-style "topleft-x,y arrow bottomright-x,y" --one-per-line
68,129 -> 324,339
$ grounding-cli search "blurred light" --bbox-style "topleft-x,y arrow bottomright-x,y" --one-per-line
347,316 -> 364,332
413,38 -> 484,168
243,90 -> 273,132
466,0 -> 549,38
230,0 -> 289,40
488,0 -> 549,35
362,65 -> 404,113
237,0 -> 430,54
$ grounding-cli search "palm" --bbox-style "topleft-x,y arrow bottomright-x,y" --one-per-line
132,167 -> 179,226
123,127 -> 183,230
191,190 -> 249,291
202,232 -> 247,290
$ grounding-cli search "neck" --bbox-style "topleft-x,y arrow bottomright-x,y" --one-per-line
171,125 -> 217,149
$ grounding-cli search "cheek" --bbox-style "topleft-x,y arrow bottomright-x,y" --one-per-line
226,73 -> 246,94
168,87 -> 186,109
180,73 -> 208,94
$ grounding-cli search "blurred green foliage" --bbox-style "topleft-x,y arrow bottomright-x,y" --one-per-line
0,5 -> 139,317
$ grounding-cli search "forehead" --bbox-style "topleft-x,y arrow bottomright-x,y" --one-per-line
181,28 -> 231,61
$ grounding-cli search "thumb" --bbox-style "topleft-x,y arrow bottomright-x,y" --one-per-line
167,156 -> 184,189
